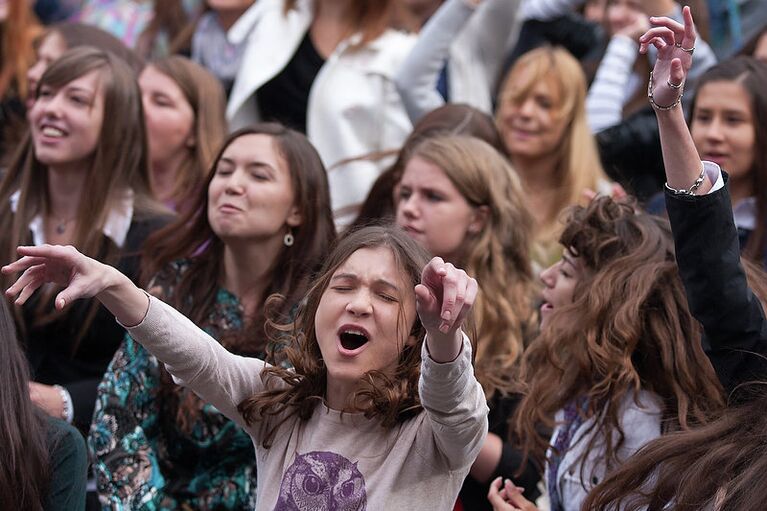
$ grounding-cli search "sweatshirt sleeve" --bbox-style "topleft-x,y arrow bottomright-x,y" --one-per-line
418,333 -> 489,472
394,0 -> 476,123
586,35 -> 637,133
121,296 -> 268,430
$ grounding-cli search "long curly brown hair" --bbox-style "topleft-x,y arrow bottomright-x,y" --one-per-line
512,197 -> 725,475
237,225 -> 430,448
584,389 -> 767,511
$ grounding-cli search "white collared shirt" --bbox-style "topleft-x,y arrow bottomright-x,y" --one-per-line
9,188 -> 135,247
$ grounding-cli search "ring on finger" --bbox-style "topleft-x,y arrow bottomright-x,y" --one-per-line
667,78 -> 684,89
674,42 -> 682,48
681,45 -> 694,54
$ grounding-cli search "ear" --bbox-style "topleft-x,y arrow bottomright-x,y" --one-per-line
467,205 -> 490,234
286,205 -> 303,227
185,135 -> 196,148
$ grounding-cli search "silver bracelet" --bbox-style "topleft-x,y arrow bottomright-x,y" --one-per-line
53,384 -> 74,423
647,71 -> 684,111
664,165 -> 706,196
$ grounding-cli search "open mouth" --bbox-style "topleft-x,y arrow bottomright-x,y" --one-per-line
338,327 -> 370,354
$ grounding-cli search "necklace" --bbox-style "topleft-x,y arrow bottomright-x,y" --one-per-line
49,215 -> 76,235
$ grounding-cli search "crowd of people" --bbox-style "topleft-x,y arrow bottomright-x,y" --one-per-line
1,0 -> 766,510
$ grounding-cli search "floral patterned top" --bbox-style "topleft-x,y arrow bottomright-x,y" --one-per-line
88,260 -> 257,510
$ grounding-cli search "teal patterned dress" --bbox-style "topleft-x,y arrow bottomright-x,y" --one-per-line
88,261 -> 257,510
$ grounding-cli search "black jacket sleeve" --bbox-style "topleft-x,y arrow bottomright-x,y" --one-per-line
597,107 -> 665,202
666,179 -> 767,399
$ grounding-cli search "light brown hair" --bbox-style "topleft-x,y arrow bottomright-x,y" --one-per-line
0,47 -> 161,339
405,135 -> 536,398
147,56 -> 227,214
237,225 -> 430,448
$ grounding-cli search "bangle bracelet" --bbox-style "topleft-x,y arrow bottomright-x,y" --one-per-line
665,164 -> 706,196
648,71 -> 684,110
53,384 -> 73,423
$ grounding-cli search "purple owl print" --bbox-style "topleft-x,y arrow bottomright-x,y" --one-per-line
273,451 -> 367,511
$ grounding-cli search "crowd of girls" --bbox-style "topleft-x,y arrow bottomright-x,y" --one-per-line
3,1 -> 767,511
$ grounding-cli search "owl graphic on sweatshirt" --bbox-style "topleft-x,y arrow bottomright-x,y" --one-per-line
273,451 -> 367,511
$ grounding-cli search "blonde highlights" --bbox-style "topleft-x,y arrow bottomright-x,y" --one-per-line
497,46 -> 608,253
408,135 -> 536,398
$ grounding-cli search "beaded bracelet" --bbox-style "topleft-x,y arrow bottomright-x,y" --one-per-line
647,71 -> 684,111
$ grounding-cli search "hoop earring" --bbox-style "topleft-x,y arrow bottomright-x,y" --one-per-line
283,229 -> 294,247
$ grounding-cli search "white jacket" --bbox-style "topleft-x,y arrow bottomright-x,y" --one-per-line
394,0 -> 522,123
228,0 -> 416,227
546,390 -> 663,511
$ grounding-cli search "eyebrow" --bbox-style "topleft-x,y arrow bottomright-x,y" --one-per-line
331,273 -> 401,292
561,253 -> 578,271
64,85 -> 95,95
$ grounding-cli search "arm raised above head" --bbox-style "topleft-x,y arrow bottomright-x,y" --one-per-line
642,8 -> 767,394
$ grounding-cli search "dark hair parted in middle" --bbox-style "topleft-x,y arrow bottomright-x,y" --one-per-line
238,225 -> 431,447
141,123 -> 336,353
690,57 -> 767,264
513,197 -> 725,472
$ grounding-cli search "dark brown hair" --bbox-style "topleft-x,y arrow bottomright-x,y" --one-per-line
353,104 -> 507,227
513,197 -> 725,476
0,298 -> 51,511
142,123 -> 336,432
0,47 -> 160,342
584,390 -> 767,511
237,225 -> 430,448
284,0 -> 392,46
142,123 -> 336,346
690,57 -> 767,263
146,56 -> 227,215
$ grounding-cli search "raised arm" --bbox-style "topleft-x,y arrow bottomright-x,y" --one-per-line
415,257 -> 489,470
642,9 -> 767,395
3,245 -> 268,427
394,0 -> 482,123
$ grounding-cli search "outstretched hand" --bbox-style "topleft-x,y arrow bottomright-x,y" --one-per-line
3,244 -> 150,327
2,245 -> 110,309
415,257 -> 478,362
639,6 -> 696,109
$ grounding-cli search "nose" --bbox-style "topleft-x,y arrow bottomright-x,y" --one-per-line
539,264 -> 556,288
703,117 -> 725,142
517,97 -> 536,118
397,192 -> 419,220
224,169 -> 246,194
345,289 -> 373,317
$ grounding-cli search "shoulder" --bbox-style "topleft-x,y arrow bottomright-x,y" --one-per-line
616,390 -> 663,449
47,417 -> 88,475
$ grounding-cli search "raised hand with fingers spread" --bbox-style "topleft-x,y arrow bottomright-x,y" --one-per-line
639,5 -> 697,111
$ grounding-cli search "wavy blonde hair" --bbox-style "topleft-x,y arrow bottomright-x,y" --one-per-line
497,46 -> 608,261
406,135 -> 537,398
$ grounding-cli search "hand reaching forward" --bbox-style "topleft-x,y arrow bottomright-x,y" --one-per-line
3,244 -> 149,326
3,245 -> 111,308
415,257 -> 478,363
639,6 -> 697,109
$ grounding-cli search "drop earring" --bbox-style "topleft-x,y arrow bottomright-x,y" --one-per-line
284,229 -> 294,247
